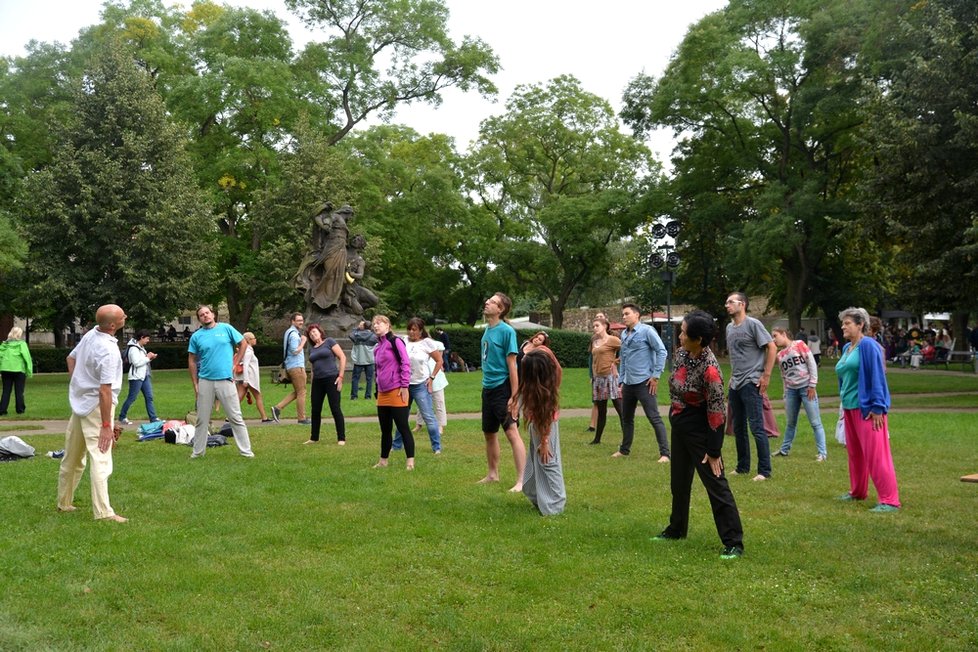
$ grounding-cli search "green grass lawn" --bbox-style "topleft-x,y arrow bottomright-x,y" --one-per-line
2,377 -> 978,649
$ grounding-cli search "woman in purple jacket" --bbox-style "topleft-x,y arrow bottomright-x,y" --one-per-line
371,315 -> 414,470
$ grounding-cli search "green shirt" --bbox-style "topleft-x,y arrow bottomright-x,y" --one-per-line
835,343 -> 861,410
481,321 -> 517,389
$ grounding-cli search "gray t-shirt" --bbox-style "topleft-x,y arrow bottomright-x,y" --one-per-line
726,317 -> 773,390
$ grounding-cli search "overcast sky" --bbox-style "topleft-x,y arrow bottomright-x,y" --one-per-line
0,0 -> 727,159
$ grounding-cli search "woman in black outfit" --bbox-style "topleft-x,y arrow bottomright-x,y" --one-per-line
652,310 -> 744,559
305,324 -> 347,445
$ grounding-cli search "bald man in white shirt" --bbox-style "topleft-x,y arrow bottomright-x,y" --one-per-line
56,304 -> 128,522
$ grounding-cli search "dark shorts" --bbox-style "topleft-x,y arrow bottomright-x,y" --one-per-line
482,382 -> 517,434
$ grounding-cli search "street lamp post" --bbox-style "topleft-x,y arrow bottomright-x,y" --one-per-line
650,220 -> 681,370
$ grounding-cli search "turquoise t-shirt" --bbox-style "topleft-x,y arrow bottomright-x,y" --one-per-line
835,343 -> 861,409
189,323 -> 243,380
481,321 -> 517,389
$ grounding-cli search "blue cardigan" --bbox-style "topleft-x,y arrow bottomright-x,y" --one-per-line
839,339 -> 890,418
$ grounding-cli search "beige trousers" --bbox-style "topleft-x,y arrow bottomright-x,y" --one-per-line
276,367 -> 308,419
57,407 -> 116,519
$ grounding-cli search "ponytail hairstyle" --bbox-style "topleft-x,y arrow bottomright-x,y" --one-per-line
373,315 -> 403,366
406,316 -> 430,340
517,347 -> 562,436
592,317 -> 611,340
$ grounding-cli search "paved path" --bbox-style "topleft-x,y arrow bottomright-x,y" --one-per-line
3,391 -> 975,436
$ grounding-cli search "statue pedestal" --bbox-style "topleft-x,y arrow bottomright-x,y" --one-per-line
306,307 -> 361,338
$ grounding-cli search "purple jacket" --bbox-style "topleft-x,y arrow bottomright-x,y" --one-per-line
374,335 -> 410,393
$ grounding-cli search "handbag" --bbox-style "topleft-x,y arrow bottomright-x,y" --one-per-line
834,405 -> 846,446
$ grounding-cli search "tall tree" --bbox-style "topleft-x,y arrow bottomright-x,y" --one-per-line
468,75 -> 657,328
622,0 -> 888,330
342,125 -> 502,323
286,0 -> 499,144
20,41 -> 216,343
863,0 -> 978,336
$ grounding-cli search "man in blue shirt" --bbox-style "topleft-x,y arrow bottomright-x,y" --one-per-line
188,305 -> 254,458
272,312 -> 309,424
478,292 -> 526,492
614,303 -> 670,461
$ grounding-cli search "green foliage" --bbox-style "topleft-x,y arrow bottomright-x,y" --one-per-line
20,41 -> 217,333
622,0 -> 887,331
343,126 -> 500,323
469,75 -> 658,327
286,0 -> 498,144
862,0 -> 978,317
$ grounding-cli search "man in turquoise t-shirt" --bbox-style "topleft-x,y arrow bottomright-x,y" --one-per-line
187,305 -> 254,459
478,292 -> 526,492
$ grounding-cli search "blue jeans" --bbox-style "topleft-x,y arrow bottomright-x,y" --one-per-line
393,383 -> 441,452
729,383 -> 771,477
779,386 -> 827,456
119,376 -> 158,421
351,364 -> 374,399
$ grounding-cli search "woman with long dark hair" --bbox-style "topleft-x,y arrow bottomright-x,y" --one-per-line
371,315 -> 414,470
305,324 -> 347,445
517,346 -> 566,515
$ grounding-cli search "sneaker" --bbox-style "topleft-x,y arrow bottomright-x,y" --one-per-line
774,450 -> 789,457
650,530 -> 684,541
260,418 -> 275,423
271,406 -> 281,423
720,546 -> 744,560
587,439 -> 601,445
837,493 -> 858,502
869,503 -> 899,513
46,450 -> 65,459
585,426 -> 596,432
297,419 -> 312,425
815,454 -> 826,462
119,418 -> 133,425
751,474 -> 768,482
150,418 -> 164,423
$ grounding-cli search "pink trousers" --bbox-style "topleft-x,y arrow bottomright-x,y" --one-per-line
843,408 -> 901,507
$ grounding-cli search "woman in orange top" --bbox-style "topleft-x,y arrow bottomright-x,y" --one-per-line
588,317 -> 621,445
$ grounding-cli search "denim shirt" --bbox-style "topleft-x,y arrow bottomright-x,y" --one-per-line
283,326 -> 305,370
618,322 -> 666,385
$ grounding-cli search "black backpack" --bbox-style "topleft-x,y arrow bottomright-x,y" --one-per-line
121,344 -> 136,374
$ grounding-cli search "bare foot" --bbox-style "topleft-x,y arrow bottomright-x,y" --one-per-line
99,514 -> 128,523
303,439 -> 318,445
508,483 -> 523,493
57,505 -> 77,513
752,474 -> 767,482
611,451 -> 626,458
406,458 -> 415,471
412,423 -> 423,433
337,440 -> 346,446
658,455 -> 670,463
373,460 -> 389,468
476,475 -> 499,485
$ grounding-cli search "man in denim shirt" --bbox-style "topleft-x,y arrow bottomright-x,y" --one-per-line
272,313 -> 309,424
613,303 -> 670,462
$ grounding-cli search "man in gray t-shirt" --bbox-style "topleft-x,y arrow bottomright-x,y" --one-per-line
725,292 -> 777,480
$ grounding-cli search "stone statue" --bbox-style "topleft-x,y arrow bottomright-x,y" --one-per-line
343,234 -> 378,314
293,203 -> 376,333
